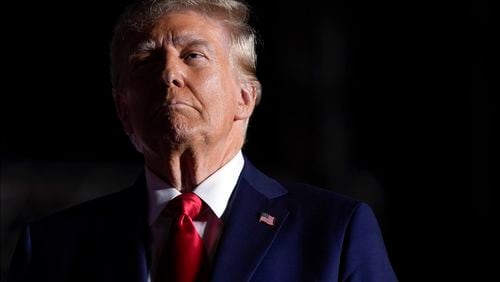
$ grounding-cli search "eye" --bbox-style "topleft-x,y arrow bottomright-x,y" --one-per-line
131,51 -> 161,71
184,52 -> 205,61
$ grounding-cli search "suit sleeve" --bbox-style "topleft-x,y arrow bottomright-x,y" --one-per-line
340,203 -> 398,282
7,225 -> 32,282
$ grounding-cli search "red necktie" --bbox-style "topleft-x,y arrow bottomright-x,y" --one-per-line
161,192 -> 206,282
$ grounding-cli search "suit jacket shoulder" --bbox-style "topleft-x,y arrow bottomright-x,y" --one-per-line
213,159 -> 397,282
8,180 -> 148,282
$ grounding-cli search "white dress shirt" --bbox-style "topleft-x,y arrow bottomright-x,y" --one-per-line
146,151 -> 244,282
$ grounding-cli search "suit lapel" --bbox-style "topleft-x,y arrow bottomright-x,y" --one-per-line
101,174 -> 149,282
127,174 -> 150,282
211,160 -> 289,282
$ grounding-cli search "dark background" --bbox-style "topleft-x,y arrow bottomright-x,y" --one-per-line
1,0 -> 494,281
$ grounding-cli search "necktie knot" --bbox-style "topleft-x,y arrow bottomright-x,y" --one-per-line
166,192 -> 202,220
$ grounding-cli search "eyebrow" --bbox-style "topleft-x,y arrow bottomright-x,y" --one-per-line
172,34 -> 214,52
134,34 -> 215,54
136,39 -> 157,52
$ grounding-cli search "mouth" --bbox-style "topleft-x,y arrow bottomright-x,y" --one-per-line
160,100 -> 199,114
168,101 -> 192,108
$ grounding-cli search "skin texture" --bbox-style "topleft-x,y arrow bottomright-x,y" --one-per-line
114,10 -> 257,191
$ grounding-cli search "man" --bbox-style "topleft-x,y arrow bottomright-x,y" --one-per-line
8,0 -> 397,281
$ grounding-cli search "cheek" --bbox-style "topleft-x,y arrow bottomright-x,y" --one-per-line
129,74 -> 163,98
195,67 -> 238,106
127,91 -> 160,127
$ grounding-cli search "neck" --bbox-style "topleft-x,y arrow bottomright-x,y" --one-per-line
144,135 -> 243,192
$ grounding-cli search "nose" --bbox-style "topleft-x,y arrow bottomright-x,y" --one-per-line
162,54 -> 185,88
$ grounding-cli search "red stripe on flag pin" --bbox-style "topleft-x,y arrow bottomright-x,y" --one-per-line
259,212 -> 275,226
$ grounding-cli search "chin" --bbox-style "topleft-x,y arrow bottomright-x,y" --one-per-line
150,112 -> 208,148
161,122 -> 201,147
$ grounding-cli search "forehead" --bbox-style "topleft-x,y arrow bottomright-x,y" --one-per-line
148,10 -> 231,49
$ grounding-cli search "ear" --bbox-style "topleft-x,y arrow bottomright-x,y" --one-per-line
112,89 -> 133,135
234,82 -> 257,121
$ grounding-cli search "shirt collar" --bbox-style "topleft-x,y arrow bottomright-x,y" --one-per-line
146,151 -> 244,226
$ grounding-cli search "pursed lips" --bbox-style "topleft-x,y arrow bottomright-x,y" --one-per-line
164,100 -> 200,113
167,100 -> 191,107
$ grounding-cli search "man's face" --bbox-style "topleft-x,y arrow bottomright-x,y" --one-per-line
116,10 -> 251,154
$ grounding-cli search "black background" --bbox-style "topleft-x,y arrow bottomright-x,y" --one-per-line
1,0 -> 494,280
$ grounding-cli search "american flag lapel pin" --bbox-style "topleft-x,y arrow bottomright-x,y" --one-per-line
259,212 -> 276,227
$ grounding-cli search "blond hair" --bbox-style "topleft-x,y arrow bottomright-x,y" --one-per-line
110,0 -> 261,104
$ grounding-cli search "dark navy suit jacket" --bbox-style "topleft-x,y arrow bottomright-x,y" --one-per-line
8,159 -> 397,281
